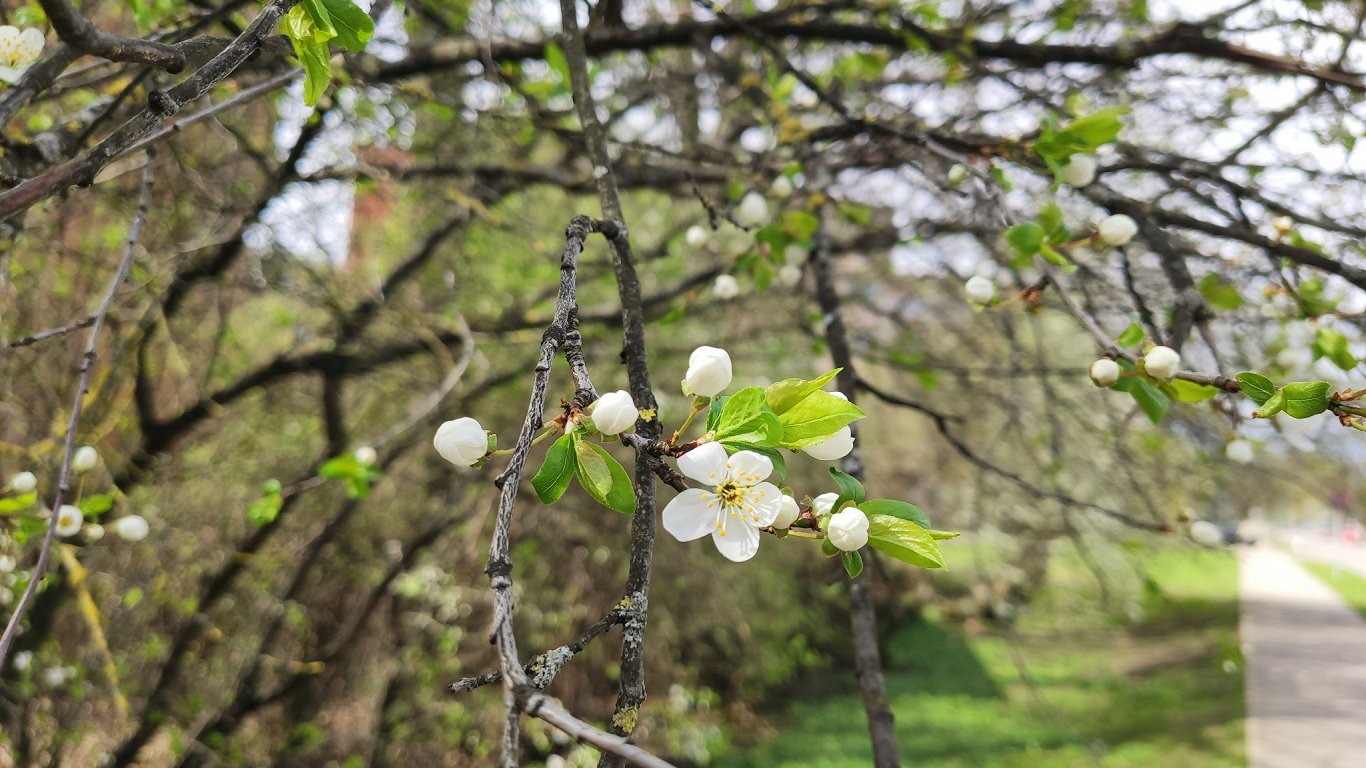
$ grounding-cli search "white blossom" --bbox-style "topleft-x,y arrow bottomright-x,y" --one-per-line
683,346 -> 732,398
778,264 -> 803,287
735,192 -> 769,228
71,446 -> 98,474
827,508 -> 870,551
1097,214 -> 1138,246
662,443 -> 783,562
1089,359 -> 1121,387
42,666 -> 71,689
773,494 -> 801,530
810,492 -> 839,517
590,390 -> 638,436
0,26 -> 44,83
0,554 -> 14,574
1190,520 -> 1222,546
947,164 -> 969,186
1272,215 -> 1293,234
85,524 -> 105,541
113,514 -> 150,542
801,426 -> 855,461
782,243 -> 808,265
770,175 -> 794,199
1062,154 -> 1097,186
1143,345 -> 1180,380
55,505 -> 83,538
434,417 -> 489,466
12,650 -> 31,670
8,471 -> 36,494
1225,439 -> 1255,465
354,446 -> 378,465
685,225 -> 708,248
964,275 -> 995,304
712,274 -> 740,300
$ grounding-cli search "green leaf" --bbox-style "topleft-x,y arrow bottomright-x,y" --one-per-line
300,0 -> 337,40
777,390 -> 865,448
781,211 -> 820,241
1312,328 -> 1358,371
319,0 -> 374,51
1062,107 -> 1128,147
532,434 -> 577,504
858,499 -> 930,529
838,203 -> 872,226
867,514 -> 947,569
1004,222 -> 1044,257
705,394 -> 727,432
1116,322 -> 1145,348
1281,381 -> 1331,419
544,42 -> 570,83
1253,389 -> 1285,419
821,536 -> 839,557
765,370 -> 841,415
574,441 -> 635,515
841,550 -> 864,578
0,492 -> 37,512
829,467 -> 865,516
1036,203 -> 1065,238
283,6 -> 333,105
78,493 -> 115,517
1112,374 -> 1170,424
711,387 -> 783,447
1198,273 -> 1244,310
1164,379 -> 1220,403
246,491 -> 283,527
319,454 -> 362,479
1237,372 -> 1276,405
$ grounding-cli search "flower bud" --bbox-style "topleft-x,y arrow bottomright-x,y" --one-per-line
354,446 -> 378,465
55,505 -> 83,538
778,264 -> 803,287
770,175 -> 794,199
685,225 -> 708,248
71,446 -> 98,474
434,417 -> 490,467
782,243 -> 808,265
590,390 -> 638,436
801,426 -> 855,461
810,492 -> 839,517
1062,154 -> 1097,187
964,275 -> 996,305
713,274 -> 740,300
0,554 -> 15,574
8,471 -> 36,494
735,192 -> 769,228
947,163 -> 969,186
1225,439 -> 1254,465
112,514 -> 150,542
85,524 -> 105,541
773,494 -> 801,529
1143,345 -> 1180,380
12,650 -> 32,670
683,346 -> 732,398
1097,214 -> 1138,246
1190,520 -> 1222,547
1272,216 -> 1293,235
827,508 -> 870,551
1089,358 -> 1121,387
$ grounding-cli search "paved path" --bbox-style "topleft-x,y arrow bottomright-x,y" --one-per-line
1240,545 -> 1366,768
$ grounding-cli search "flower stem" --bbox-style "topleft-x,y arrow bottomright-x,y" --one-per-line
490,426 -> 559,456
668,398 -> 708,448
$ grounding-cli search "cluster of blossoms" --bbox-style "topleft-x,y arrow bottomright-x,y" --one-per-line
3,446 -> 151,544
1087,345 -> 1180,388
686,177 -> 811,301
0,25 -> 44,83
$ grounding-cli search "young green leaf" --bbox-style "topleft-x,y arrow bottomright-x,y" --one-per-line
777,390 -> 865,448
1236,372 -> 1276,405
1004,222 -> 1044,257
1253,389 -> 1286,419
532,433 -> 578,504
711,387 -> 783,447
0,492 -> 37,512
78,493 -> 115,517
283,6 -> 333,105
300,0 -> 337,40
1112,374 -> 1170,424
829,467 -> 865,514
574,440 -> 635,515
1312,328 -> 1357,371
1197,273 -> 1244,310
1281,381 -> 1331,419
866,514 -> 947,569
858,499 -> 930,529
1164,379 -> 1220,403
319,0 -> 374,51
765,370 -> 841,415
842,550 -> 864,578
1116,321 -> 1145,348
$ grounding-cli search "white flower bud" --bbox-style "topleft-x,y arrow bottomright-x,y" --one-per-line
71,446 -> 98,474
770,175 -> 794,199
1062,154 -> 1097,186
112,514 -> 149,542
1225,439 -> 1254,465
964,275 -> 996,305
778,263 -> 803,287
1097,214 -> 1138,246
782,243 -> 808,265
1143,345 -> 1180,380
42,666 -> 70,688
0,554 -> 14,574
773,494 -> 801,529
685,225 -> 708,248
801,426 -> 855,461
810,492 -> 839,518
55,505 -> 83,538
354,446 -> 378,465
1190,520 -> 1222,547
434,417 -> 489,467
8,471 -> 36,494
947,163 -> 969,186
590,390 -> 638,436
683,346 -> 732,398
712,274 -> 740,300
85,523 -> 105,541
1272,216 -> 1293,234
827,508 -> 870,551
735,192 -> 769,228
12,650 -> 31,670
1089,358 -> 1121,387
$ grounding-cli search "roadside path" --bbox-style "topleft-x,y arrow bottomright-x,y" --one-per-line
1239,545 -> 1366,768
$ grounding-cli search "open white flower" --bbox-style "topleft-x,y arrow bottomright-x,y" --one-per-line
72,446 -> 98,474
8,471 -> 36,494
801,426 -> 855,461
773,494 -> 801,529
827,507 -> 870,551
590,390 -> 637,436
964,275 -> 995,305
1143,345 -> 1180,380
1089,358 -> 1121,387
434,417 -> 488,466
662,443 -> 782,562
1062,154 -> 1097,187
770,175 -> 794,199
713,274 -> 740,300
685,225 -> 708,248
735,192 -> 769,228
683,346 -> 732,398
810,492 -> 839,517
0,26 -> 44,83
113,514 -> 149,542
55,505 -> 83,538
1097,214 -> 1138,246
1225,439 -> 1255,465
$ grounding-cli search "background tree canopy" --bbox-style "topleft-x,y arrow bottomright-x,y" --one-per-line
0,0 -> 1362,765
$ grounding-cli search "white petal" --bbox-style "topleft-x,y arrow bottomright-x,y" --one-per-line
745,482 -> 783,527
663,489 -> 718,542
725,450 -> 772,486
676,442 -> 728,485
712,518 -> 760,562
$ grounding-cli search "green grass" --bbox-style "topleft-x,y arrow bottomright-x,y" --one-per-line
1303,561 -> 1366,618
712,546 -> 1245,767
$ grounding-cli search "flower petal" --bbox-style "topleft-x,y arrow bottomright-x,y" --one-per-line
712,518 -> 760,562
676,442 -> 728,485
662,489 -> 718,542
745,482 -> 783,527
725,450 -> 773,486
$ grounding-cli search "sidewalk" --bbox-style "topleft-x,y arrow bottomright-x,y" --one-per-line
1240,545 -> 1366,768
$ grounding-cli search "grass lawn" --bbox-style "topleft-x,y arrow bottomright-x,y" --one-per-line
1302,561 -> 1366,618
713,545 -> 1245,767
